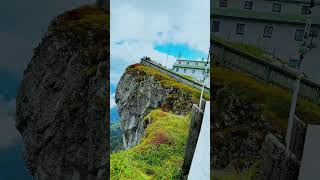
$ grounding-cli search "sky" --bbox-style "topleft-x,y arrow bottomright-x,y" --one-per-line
110,0 -> 210,111
0,0 -> 94,178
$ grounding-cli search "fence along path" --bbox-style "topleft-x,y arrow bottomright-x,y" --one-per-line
140,59 -> 210,94
212,38 -> 320,105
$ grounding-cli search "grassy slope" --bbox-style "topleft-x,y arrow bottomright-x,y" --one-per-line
110,110 -> 190,179
127,64 -> 210,103
212,67 -> 320,179
214,66 -> 320,131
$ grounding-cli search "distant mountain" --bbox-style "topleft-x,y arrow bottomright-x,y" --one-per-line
0,141 -> 32,180
110,106 -> 120,123
110,122 -> 123,153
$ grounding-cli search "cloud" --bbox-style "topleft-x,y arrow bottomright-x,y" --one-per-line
110,0 -> 210,86
0,96 -> 20,148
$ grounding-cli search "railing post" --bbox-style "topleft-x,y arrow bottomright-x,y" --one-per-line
265,65 -> 271,83
182,100 -> 206,178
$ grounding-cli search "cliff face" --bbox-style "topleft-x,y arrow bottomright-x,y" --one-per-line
16,6 -> 109,180
115,64 -> 195,149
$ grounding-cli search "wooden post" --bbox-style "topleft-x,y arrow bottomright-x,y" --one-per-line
182,101 -> 206,177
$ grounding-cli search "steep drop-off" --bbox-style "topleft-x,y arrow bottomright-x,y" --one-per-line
16,6 -> 109,180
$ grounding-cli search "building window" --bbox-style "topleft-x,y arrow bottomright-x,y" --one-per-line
301,6 -> 310,15
178,61 -> 181,64
244,1 -> 253,10
187,62 -> 189,65
295,29 -> 304,41
176,67 -> 179,72
195,62 -> 198,66
309,30 -> 319,38
212,20 -> 221,32
272,3 -> 282,12
236,24 -> 245,35
192,69 -> 195,74
264,26 -> 273,38
184,69 -> 186,73
220,0 -> 228,7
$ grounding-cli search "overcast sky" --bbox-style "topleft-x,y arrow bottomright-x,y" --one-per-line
110,0 -> 210,109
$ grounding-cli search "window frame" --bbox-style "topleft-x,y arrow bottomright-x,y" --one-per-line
220,0 -> 228,8
272,3 -> 282,12
263,26 -> 273,38
309,30 -> 319,38
212,20 -> 221,32
301,6 -> 310,15
236,23 -> 246,35
244,1 -> 254,10
295,29 -> 304,41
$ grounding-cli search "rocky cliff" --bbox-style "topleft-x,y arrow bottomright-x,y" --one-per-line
16,6 -> 109,180
115,64 -> 205,149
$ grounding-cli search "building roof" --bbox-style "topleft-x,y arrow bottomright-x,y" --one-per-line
211,8 -> 320,26
173,63 -> 210,70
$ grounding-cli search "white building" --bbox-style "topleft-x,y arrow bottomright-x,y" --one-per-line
211,0 -> 320,82
172,59 -> 210,87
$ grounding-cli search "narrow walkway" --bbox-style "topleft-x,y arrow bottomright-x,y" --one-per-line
188,101 -> 210,180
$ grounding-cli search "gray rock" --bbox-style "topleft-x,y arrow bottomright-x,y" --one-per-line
16,25 -> 108,179
115,66 -> 194,149
260,133 -> 299,180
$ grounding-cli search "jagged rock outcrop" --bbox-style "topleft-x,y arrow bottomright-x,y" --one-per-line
16,6 -> 109,180
115,64 -> 194,149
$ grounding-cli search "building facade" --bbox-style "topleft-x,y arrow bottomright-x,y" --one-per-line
211,0 -> 320,81
172,59 -> 210,87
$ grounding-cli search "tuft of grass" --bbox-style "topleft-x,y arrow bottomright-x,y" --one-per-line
214,67 -> 320,131
127,64 -> 210,103
110,109 -> 190,179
